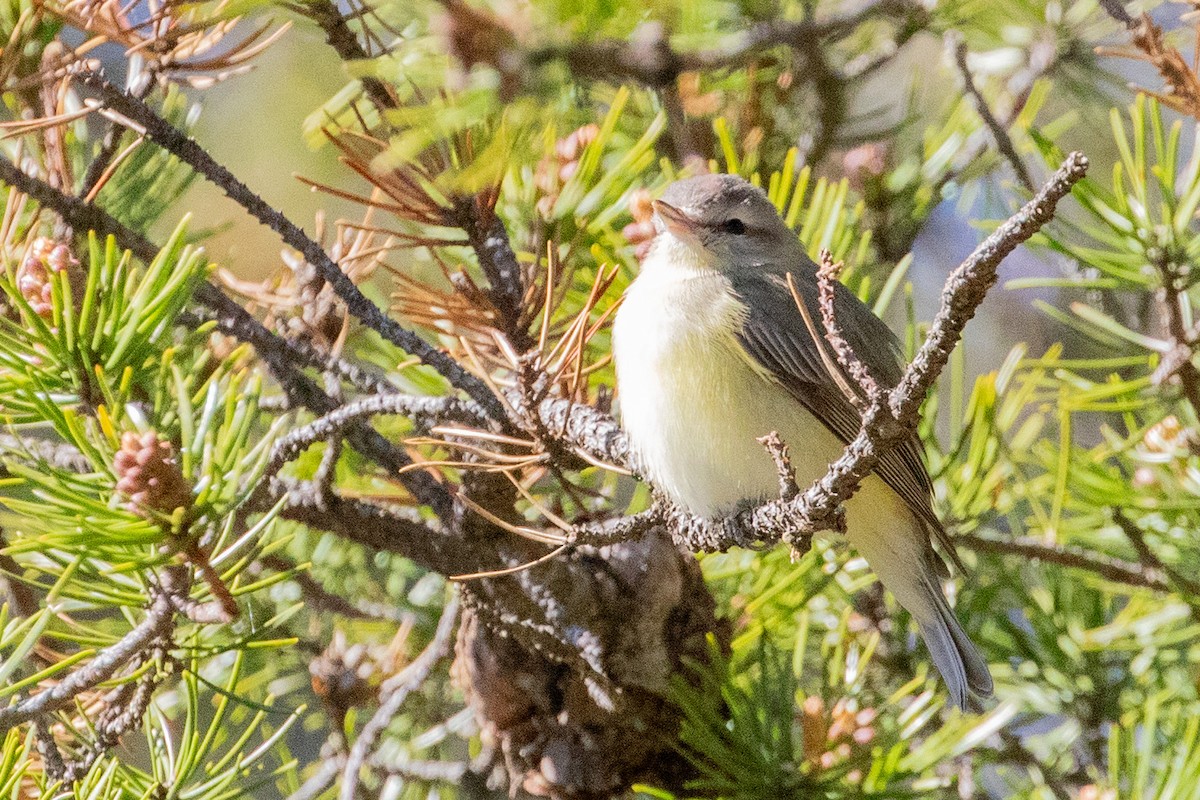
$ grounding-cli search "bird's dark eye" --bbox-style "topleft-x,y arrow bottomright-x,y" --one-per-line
721,218 -> 747,235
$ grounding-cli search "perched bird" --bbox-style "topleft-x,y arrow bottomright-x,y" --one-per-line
612,173 -> 993,710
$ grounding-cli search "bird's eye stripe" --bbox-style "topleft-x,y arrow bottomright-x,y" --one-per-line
721,218 -> 747,235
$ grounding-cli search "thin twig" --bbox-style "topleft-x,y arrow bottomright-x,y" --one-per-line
950,33 -> 1036,193
77,68 -> 156,199
34,721 -> 66,782
338,595 -> 460,800
263,393 -> 490,483
757,433 -> 799,504
565,504 -> 666,547
276,483 -> 472,576
372,756 -> 468,783
957,532 -> 1169,591
890,153 -> 1088,424
815,251 -> 883,403
286,754 -> 345,800
0,593 -> 175,734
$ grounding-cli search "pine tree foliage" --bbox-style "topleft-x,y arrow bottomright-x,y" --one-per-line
0,0 -> 1188,798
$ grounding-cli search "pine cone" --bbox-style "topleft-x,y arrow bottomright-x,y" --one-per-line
621,188 -> 657,261
843,143 -> 889,195
536,124 -> 602,217
114,431 -> 191,516
310,630 -> 380,714
16,237 -> 78,319
800,694 -> 876,778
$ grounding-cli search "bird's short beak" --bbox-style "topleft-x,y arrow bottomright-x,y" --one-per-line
652,200 -> 699,238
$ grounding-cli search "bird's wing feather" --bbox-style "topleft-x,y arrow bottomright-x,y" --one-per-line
729,263 -> 955,558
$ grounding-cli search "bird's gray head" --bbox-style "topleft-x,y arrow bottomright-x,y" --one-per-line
647,174 -> 798,273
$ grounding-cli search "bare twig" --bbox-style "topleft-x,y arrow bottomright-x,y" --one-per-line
815,251 -> 883,403
566,504 -> 666,547
757,433 -> 799,504
950,33 -> 1036,193
1111,509 -> 1200,595
276,483 -> 474,576
263,393 -> 490,482
338,595 -> 460,800
758,152 -> 1087,549
957,532 -> 1169,591
373,756 -> 469,783
890,153 -> 1088,425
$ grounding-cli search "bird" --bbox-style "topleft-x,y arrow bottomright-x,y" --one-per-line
611,173 -> 993,710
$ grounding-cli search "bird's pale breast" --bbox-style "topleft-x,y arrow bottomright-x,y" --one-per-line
613,263 -> 849,518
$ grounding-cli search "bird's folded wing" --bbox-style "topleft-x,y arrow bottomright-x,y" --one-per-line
730,267 -> 949,543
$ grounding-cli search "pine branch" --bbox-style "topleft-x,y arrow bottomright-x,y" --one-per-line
0,153 -> 457,519
0,592 -> 175,734
77,70 -> 507,422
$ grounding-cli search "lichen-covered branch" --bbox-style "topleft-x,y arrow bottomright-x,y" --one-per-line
263,393 -> 490,482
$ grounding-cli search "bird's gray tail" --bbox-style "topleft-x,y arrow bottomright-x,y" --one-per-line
841,498 -> 993,710
916,562 -> 993,712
